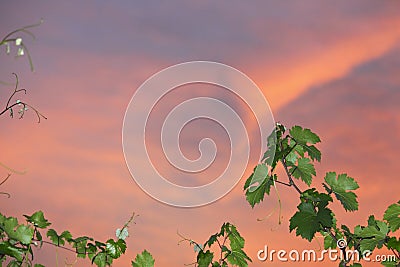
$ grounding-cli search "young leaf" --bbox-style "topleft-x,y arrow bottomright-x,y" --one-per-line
290,157 -> 316,186
47,229 -> 62,246
116,227 -> 129,240
289,125 -> 321,145
23,211 -> 51,229
324,172 -> 359,211
197,250 -> 213,267
383,201 -> 400,232
131,250 -> 155,267
193,243 -> 203,253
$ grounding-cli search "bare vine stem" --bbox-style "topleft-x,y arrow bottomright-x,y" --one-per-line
0,19 -> 43,72
0,73 -> 47,122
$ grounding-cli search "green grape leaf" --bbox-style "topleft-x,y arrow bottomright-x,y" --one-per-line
4,217 -> 34,245
116,227 -> 129,240
36,230 -> 43,247
262,123 -> 284,169
228,224 -> 244,250
323,233 -> 336,249
34,264 -> 46,267
6,260 -> 20,267
245,174 -> 275,208
74,239 -> 88,258
92,251 -> 112,267
199,223 -> 251,266
244,164 -> 268,192
131,250 -> 155,267
15,225 -> 34,245
3,216 -> 18,234
0,242 -> 24,261
302,144 -> 321,162
227,249 -> 252,267
285,149 -> 298,164
106,239 -> 126,259
301,188 -> 332,206
289,202 -> 333,241
349,264 -> 362,267
381,260 -> 399,267
367,215 -> 377,227
206,233 -> 219,247
358,220 -> 389,252
386,237 -> 400,251
289,125 -> 321,145
383,201 -> 400,232
23,211 -> 51,229
290,157 -> 316,186
225,224 -> 251,266
87,243 -> 98,260
324,172 -> 359,211
61,230 -> 72,242
197,250 -> 213,267
46,229 -> 59,245
47,229 -> 70,246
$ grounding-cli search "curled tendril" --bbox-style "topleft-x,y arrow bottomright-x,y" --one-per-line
0,18 -> 43,72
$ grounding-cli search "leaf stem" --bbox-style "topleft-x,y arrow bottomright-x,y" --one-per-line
274,180 -> 291,187
279,139 -> 302,195
280,157 -> 302,195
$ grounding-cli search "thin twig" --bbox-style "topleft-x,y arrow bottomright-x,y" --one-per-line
280,157 -> 302,194
278,138 -> 302,194
0,73 -> 47,122
0,174 -> 12,186
274,180 -> 291,187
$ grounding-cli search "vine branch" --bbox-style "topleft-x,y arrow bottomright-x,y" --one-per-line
0,73 -> 47,122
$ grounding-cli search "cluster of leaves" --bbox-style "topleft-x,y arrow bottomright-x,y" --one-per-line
324,203 -> 400,267
244,123 -> 399,267
2,21 -> 398,267
0,210 -> 155,267
0,21 -> 156,267
180,223 -> 251,267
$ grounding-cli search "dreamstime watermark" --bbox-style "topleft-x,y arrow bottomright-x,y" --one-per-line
122,61 -> 276,207
257,239 -> 397,263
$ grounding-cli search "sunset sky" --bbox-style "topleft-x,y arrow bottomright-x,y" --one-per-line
1,1 -> 400,266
